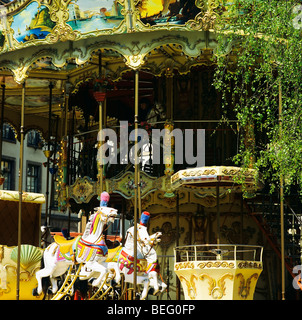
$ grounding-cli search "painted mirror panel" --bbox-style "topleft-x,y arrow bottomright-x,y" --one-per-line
138,0 -> 200,27
66,0 -> 124,33
0,5 -> 9,51
10,1 -> 55,43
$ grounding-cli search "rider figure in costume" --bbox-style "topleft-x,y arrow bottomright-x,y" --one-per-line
138,211 -> 160,274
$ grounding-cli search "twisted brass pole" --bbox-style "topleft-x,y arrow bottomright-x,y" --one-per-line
16,82 -> 25,300
133,69 -> 139,298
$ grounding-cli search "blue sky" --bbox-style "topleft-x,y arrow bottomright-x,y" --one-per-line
71,0 -> 114,12
11,2 -> 45,34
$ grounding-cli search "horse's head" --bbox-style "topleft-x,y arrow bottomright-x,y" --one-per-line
137,226 -> 163,247
150,231 -> 162,245
99,206 -> 118,224
89,206 -> 118,234
137,224 -> 152,246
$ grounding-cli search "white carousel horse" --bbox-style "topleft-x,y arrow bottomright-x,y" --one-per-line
106,224 -> 167,300
34,206 -> 118,296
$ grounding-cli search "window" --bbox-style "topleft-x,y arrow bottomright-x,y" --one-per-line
1,158 -> 15,190
2,123 -> 16,142
27,130 -> 42,149
26,163 -> 41,193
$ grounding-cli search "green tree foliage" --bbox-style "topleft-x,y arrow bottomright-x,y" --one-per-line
213,0 -> 302,194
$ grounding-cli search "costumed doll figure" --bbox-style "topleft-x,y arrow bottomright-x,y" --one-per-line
139,211 -> 160,274
100,191 -> 110,207
83,191 -> 111,244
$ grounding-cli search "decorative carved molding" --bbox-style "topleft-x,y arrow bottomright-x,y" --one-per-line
107,170 -> 160,199
68,176 -> 97,204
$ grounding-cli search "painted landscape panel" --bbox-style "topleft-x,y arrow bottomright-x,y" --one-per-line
11,1 -> 55,43
67,0 -> 124,33
138,0 -> 199,26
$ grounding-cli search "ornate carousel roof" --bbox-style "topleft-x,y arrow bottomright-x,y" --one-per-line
0,0 -> 258,213
0,0 -> 226,139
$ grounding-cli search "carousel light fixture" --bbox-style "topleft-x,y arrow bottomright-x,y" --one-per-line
42,139 -> 54,158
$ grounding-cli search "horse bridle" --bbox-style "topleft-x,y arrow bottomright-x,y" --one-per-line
126,227 -> 156,258
95,209 -> 117,233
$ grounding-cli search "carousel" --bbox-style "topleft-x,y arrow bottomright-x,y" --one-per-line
0,0 -> 296,300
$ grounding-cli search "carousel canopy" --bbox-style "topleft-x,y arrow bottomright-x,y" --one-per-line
0,0 -> 233,140
171,166 -> 262,196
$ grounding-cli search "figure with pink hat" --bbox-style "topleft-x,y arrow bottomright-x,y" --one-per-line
100,191 -> 110,207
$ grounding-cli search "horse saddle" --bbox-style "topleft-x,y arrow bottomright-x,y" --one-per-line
54,235 -> 79,254
119,249 -> 148,272
106,245 -> 122,263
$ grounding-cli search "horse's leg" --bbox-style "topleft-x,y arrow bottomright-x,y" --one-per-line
159,279 -> 167,292
50,277 -> 58,294
79,264 -> 94,280
150,276 -> 167,294
107,261 -> 121,283
35,264 -> 55,295
139,276 -> 150,300
85,261 -> 107,287
122,272 -> 149,300
149,270 -> 159,294
36,244 -> 73,296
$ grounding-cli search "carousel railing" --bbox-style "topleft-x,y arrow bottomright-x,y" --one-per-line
174,244 -> 263,263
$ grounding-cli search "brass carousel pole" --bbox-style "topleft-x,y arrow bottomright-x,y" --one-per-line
49,115 -> 59,226
98,52 -> 104,193
133,69 -> 139,298
0,79 -> 5,178
99,100 -> 103,193
176,192 -> 180,300
44,81 -> 53,226
216,180 -> 220,246
16,81 -> 25,300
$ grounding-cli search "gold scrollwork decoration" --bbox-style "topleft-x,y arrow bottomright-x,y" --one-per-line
179,275 -> 198,300
124,54 -> 146,70
186,0 -> 219,31
238,261 -> 262,269
187,11 -> 216,31
199,273 -> 234,299
0,285 -> 11,297
46,0 -> 78,42
175,262 -> 195,270
197,261 -> 235,269
4,264 -> 40,282
180,168 -> 217,178
236,273 -> 259,299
